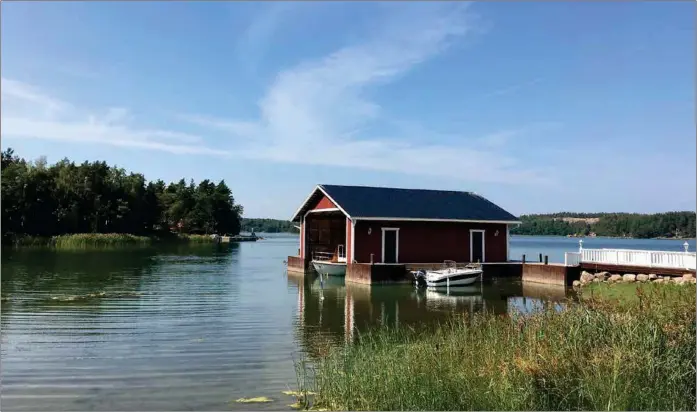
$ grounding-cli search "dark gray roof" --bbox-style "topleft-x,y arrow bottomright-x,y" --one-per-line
294,184 -> 519,222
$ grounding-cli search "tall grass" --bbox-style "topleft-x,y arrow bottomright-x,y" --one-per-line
296,284 -> 696,411
54,233 -> 153,248
6,233 -> 217,249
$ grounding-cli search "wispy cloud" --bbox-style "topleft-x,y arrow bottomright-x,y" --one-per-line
234,2 -> 298,73
1,78 -> 227,156
186,3 -> 556,185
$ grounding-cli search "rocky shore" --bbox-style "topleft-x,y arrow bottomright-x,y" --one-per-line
573,271 -> 696,287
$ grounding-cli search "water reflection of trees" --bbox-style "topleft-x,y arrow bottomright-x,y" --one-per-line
1,244 -> 237,309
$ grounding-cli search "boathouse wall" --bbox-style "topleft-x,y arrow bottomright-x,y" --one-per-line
352,220 -> 509,264
310,194 -> 339,211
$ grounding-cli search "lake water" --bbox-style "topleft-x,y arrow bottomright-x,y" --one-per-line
1,234 -> 694,411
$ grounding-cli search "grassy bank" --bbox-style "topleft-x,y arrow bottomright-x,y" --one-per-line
295,283 -> 695,411
7,233 -> 217,249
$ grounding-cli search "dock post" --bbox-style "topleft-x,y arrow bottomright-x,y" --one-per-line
544,255 -> 548,265
539,253 -> 543,262
522,254 -> 526,264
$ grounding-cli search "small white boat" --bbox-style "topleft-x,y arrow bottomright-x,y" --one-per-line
311,246 -> 347,277
413,260 -> 482,288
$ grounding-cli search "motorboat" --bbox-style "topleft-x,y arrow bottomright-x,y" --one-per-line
413,260 -> 482,288
311,245 -> 347,276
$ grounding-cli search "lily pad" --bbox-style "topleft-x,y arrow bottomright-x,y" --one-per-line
235,397 -> 273,403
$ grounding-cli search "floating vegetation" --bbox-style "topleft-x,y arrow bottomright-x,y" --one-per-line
282,390 -> 316,397
234,397 -> 273,403
48,291 -> 145,302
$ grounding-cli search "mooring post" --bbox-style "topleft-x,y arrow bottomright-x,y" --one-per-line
539,253 -> 543,263
544,255 -> 548,265
522,254 -> 526,264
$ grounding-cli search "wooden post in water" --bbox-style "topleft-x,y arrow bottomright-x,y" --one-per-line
522,254 -> 526,264
544,255 -> 549,265
539,253 -> 543,263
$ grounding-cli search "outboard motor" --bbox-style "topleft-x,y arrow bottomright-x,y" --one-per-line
412,270 -> 428,288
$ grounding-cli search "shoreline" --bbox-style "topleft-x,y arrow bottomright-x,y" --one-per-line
3,233 -> 220,249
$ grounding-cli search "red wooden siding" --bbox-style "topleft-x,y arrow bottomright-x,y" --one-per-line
299,219 -> 305,259
353,220 -> 509,264
345,218 -> 352,262
309,194 -> 338,211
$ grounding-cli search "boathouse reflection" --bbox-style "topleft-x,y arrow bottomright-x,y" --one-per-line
287,273 -> 531,360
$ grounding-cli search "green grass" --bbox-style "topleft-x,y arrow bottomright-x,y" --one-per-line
295,283 -> 696,411
7,232 -> 217,249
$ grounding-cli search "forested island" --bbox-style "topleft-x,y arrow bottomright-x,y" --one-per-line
241,218 -> 299,234
1,148 -> 243,246
511,212 -> 696,239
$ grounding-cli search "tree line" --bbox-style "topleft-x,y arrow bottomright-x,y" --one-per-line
241,218 -> 299,234
1,148 -> 243,242
512,212 -> 696,239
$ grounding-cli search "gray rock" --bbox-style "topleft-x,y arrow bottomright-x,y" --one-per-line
592,278 -> 601,283
595,272 -> 609,281
636,274 -> 649,282
653,278 -> 664,284
648,274 -> 658,280
623,274 -> 636,283
572,280 -> 581,288
609,274 -> 623,283
682,273 -> 694,280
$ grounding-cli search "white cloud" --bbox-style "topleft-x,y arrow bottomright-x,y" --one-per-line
185,3 -> 557,185
1,78 -> 227,156
2,3 -> 557,186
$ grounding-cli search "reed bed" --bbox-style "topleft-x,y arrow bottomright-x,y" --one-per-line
296,283 -> 696,411
7,233 -> 217,248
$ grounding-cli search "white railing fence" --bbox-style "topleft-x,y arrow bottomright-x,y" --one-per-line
579,248 -> 696,270
564,252 -> 581,267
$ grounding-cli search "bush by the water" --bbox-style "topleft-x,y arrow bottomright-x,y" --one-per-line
296,284 -> 696,411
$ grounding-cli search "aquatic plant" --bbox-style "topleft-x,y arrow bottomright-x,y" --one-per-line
295,284 -> 696,411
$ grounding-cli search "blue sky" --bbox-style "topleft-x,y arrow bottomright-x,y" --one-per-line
2,2 -> 694,219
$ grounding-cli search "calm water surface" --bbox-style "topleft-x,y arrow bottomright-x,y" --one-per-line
2,234 -> 693,411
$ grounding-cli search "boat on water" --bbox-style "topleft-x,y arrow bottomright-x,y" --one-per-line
412,260 -> 482,288
311,245 -> 347,276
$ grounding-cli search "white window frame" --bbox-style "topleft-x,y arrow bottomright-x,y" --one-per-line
381,227 -> 400,264
469,229 -> 486,263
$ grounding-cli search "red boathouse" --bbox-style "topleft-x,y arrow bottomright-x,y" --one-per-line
286,184 -> 521,283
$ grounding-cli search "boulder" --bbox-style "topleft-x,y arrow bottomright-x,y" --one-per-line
622,274 -> 636,283
572,280 -> 581,288
609,274 -> 623,283
653,278 -> 664,284
593,278 -> 601,283
682,273 -> 694,281
648,274 -> 658,280
595,272 -> 609,281
673,278 -> 686,285
636,274 -> 649,282
580,271 -> 595,284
